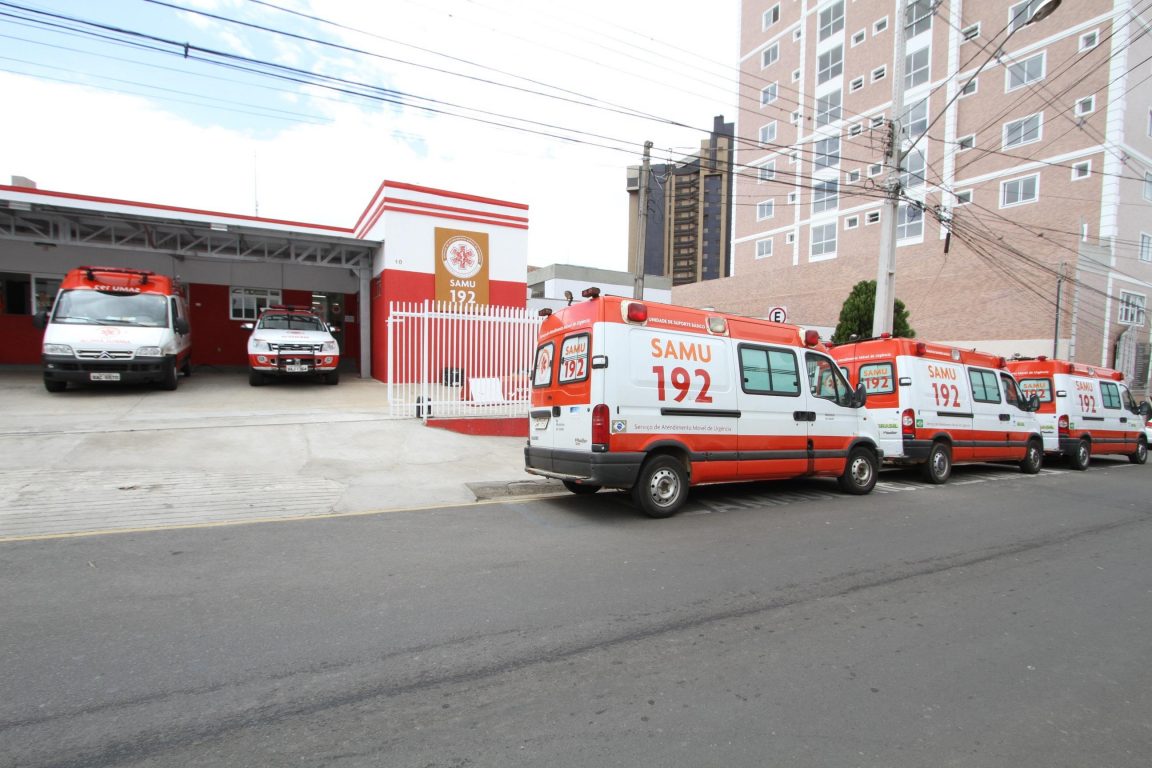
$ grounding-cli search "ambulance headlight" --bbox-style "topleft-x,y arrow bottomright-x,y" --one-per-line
43,343 -> 74,356
322,341 -> 338,353
136,346 -> 162,357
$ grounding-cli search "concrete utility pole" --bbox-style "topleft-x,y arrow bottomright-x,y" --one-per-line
634,141 -> 653,300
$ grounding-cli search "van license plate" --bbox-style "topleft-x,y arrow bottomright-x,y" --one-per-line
90,372 -> 120,381
286,364 -> 308,373
533,417 -> 549,430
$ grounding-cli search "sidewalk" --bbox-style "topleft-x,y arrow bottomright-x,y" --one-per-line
0,369 -> 562,539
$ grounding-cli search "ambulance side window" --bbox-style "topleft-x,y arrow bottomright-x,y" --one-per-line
740,345 -> 800,396
858,362 -> 895,394
969,369 -> 1001,403
1018,378 -> 1052,402
1100,382 -> 1121,410
532,342 -> 555,388
806,352 -> 853,407
557,333 -> 590,384
999,374 -> 1022,407
1120,386 -> 1137,412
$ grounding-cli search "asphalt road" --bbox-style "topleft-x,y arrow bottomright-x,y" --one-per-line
2,460 -> 1151,768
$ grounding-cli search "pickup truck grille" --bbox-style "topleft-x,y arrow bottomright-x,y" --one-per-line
270,343 -> 323,353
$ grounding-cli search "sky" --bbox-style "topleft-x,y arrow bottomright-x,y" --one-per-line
0,0 -> 740,272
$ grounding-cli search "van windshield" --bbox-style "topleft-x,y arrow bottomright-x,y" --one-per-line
51,290 -> 169,327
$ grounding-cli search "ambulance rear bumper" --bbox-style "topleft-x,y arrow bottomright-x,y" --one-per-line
900,438 -> 933,462
524,447 -> 643,488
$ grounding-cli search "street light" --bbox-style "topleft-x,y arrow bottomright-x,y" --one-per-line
870,0 -> 1061,337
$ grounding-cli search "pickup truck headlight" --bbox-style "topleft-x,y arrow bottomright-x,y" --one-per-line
250,339 -> 269,352
136,346 -> 163,358
43,343 -> 74,356
322,341 -> 338,353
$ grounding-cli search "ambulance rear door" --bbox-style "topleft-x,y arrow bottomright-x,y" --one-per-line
528,326 -> 595,460
909,358 -> 975,461
854,356 -> 902,460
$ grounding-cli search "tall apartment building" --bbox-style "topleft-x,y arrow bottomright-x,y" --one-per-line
627,115 -> 736,286
674,0 -> 1152,392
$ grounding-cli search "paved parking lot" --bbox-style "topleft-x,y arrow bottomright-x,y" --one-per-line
0,369 -> 539,540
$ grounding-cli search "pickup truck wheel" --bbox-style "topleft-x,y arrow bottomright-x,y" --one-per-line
1128,436 -> 1147,465
249,371 -> 266,387
1020,439 -> 1043,474
324,371 -> 340,385
44,378 -> 66,393
1068,438 -> 1091,470
631,455 -> 688,518
159,359 -> 178,391
919,442 -> 951,484
562,480 -> 601,495
838,446 -> 878,495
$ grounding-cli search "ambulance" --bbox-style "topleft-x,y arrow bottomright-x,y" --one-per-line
35,266 -> 192,392
242,305 -> 340,386
523,289 -> 881,518
1005,357 -> 1149,469
830,337 -> 1045,483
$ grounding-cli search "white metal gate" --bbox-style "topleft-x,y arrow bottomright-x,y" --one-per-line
386,300 -> 543,418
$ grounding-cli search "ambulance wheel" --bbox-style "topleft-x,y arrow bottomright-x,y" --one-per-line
1128,436 -> 1148,465
1068,438 -> 1091,471
249,371 -> 266,387
1020,439 -> 1043,474
632,455 -> 688,518
838,446 -> 878,495
159,359 -> 179,391
919,442 -> 952,484
181,358 -> 192,377
562,480 -> 601,495
44,378 -> 66,393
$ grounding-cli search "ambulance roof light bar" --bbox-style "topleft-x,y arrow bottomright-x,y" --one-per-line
623,301 -> 648,323
81,265 -> 152,284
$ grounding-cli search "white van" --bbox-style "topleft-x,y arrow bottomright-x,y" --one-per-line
524,289 -> 881,518
35,266 -> 191,392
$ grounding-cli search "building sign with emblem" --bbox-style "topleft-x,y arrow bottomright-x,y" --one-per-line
435,227 -> 490,305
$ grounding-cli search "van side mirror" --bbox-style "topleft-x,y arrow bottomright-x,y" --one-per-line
853,382 -> 868,408
1140,401 -> 1151,420
1026,393 -> 1040,412
33,310 -> 49,330
174,318 -> 190,335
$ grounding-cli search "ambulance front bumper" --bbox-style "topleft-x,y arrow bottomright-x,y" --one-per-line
524,447 -> 644,488
42,354 -> 169,384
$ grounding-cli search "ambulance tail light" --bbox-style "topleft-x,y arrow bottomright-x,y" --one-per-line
591,404 -> 611,450
623,302 -> 648,323
1058,414 -> 1069,434
902,408 -> 916,437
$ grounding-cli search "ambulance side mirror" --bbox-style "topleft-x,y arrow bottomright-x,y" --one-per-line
852,382 -> 868,408
1025,393 -> 1040,412
33,310 -> 49,330
174,318 -> 190,335
1139,401 -> 1151,420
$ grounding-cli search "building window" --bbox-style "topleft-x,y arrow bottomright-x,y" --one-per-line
816,89 -> 843,127
1006,52 -> 1045,91
1075,95 -> 1095,116
794,28 -> 803,41
760,121 -> 778,145
813,180 -> 839,213
962,23 -> 981,41
785,230 -> 796,244
1080,29 -> 1099,50
811,222 -> 837,257
1140,233 -> 1152,262
1001,174 -> 1039,207
1146,172 -> 1152,201
787,191 -> 799,204
761,82 -> 779,105
849,123 -> 863,136
757,160 -> 777,182
956,190 -> 973,205
1,272 -> 62,315
852,29 -> 866,47
819,1 -> 845,41
818,45 -> 844,84
871,65 -> 887,82
905,47 -> 930,89
847,168 -> 861,182
815,136 -> 841,170
874,17 -> 888,34
902,98 -> 928,140
756,238 -> 774,258
870,114 -> 885,128
1010,0 -> 1044,32
793,69 -> 801,82
957,134 -> 975,151
1072,161 -> 1090,180
845,215 -> 860,229
230,287 -> 282,320
868,163 -> 882,176
900,148 -> 926,189
791,109 -> 802,124
866,210 -> 881,224
897,203 -> 924,240
905,0 -> 933,37
757,200 -> 776,220
762,43 -> 779,68
850,76 -> 864,92
763,4 -> 781,30
1004,113 -> 1042,148
960,78 -> 978,97
1119,292 -> 1146,326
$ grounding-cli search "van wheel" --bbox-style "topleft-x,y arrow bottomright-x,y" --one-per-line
1020,439 -> 1043,474
1068,438 -> 1090,471
1128,436 -> 1148,465
562,480 -> 601,495
838,446 -> 878,495
631,455 -> 688,518
919,442 -> 952,484
249,371 -> 266,387
159,359 -> 178,391
44,378 -> 66,393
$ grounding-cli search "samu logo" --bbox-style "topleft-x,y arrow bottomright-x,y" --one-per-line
441,236 -> 483,279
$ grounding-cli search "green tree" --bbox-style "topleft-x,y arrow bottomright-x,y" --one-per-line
831,280 -> 915,344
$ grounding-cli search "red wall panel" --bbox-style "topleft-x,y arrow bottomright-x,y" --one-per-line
0,315 -> 43,364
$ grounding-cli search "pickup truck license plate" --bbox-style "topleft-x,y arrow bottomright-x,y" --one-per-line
90,372 -> 120,381
286,364 -> 309,373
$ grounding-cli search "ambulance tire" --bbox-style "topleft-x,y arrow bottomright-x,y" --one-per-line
919,442 -> 952,484
1128,436 -> 1148,465
159,359 -> 179,391
1068,438 -> 1091,471
181,358 -> 192,377
838,446 -> 878,495
1020,439 -> 1043,474
44,378 -> 66,393
562,480 -> 601,495
632,455 -> 688,518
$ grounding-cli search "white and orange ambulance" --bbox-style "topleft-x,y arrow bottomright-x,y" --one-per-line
242,305 -> 340,386
1005,357 -> 1149,469
830,337 -> 1045,483
35,266 -> 192,392
524,289 -> 881,518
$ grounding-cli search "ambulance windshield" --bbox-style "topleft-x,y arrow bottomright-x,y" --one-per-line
51,290 -> 169,327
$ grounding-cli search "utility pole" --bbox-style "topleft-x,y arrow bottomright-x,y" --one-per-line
872,0 -> 909,337
634,140 -> 653,300
1053,262 -> 1065,358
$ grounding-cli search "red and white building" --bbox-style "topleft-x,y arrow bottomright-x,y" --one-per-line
0,179 -> 529,379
